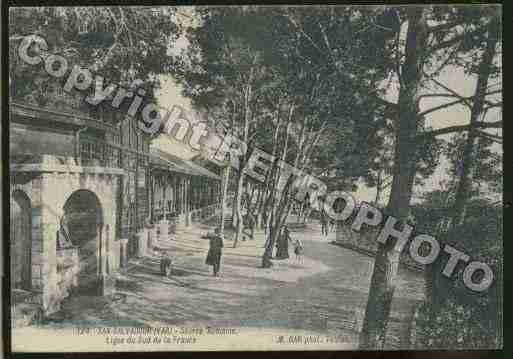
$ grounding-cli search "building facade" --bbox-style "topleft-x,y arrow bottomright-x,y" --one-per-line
10,98 -> 221,320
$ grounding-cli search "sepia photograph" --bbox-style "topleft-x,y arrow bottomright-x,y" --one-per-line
6,4 -> 502,353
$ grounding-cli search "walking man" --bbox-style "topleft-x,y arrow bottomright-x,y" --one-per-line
203,227 -> 224,277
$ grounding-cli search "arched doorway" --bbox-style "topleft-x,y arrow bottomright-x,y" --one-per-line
63,190 -> 103,294
10,190 -> 32,290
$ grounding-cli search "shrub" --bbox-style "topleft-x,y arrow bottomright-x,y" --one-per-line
416,299 -> 498,349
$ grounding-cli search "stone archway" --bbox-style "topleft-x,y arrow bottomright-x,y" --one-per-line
63,189 -> 104,295
10,190 -> 32,290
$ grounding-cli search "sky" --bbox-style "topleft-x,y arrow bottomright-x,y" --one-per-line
154,7 -> 503,205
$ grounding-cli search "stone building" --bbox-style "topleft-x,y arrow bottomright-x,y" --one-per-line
10,98 -> 221,321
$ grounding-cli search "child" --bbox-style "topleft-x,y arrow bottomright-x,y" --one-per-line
293,238 -> 304,264
160,250 -> 173,277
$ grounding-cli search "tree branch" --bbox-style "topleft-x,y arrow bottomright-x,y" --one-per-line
418,79 -> 502,118
418,93 -> 461,100
429,26 -> 486,53
286,14 -> 324,55
477,130 -> 502,144
419,120 -> 502,138
428,77 -> 473,108
427,20 -> 464,34
483,102 -> 503,111
319,22 -> 338,70
424,43 -> 462,78
484,89 -> 502,96
417,98 -> 470,118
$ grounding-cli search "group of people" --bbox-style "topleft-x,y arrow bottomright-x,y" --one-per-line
201,224 -> 305,277
275,225 -> 304,263
162,191 -> 318,279
199,190 -> 311,277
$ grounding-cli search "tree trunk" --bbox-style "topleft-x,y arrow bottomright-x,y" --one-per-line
450,18 -> 499,227
269,113 -> 293,233
423,16 -> 500,316
425,181 -> 453,308
233,170 -> 245,248
497,254 -> 503,348
258,108 -> 284,230
255,186 -> 264,229
374,169 -> 383,205
299,202 -> 305,223
359,8 -> 428,349
261,172 -> 295,267
261,215 -> 276,267
249,181 -> 256,209
220,164 -> 230,237
233,75 -> 253,248
231,193 -> 237,226
261,106 -> 297,266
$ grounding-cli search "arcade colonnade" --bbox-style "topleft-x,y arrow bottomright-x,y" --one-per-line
148,148 -> 221,239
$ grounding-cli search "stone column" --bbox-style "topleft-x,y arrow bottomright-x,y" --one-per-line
40,173 -> 61,315
174,176 -> 186,231
185,177 -> 191,226
108,175 -> 121,271
147,225 -> 155,252
159,175 -> 170,238
30,204 -> 44,303
162,174 -> 168,220
149,170 -> 155,223
98,223 -> 115,296
135,228 -> 147,258
119,237 -> 129,269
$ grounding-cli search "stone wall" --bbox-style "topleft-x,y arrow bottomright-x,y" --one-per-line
11,155 -> 124,315
10,122 -> 75,157
335,222 -> 424,271
10,173 -> 44,308
336,222 -> 379,253
56,247 -> 79,300
40,170 -> 120,312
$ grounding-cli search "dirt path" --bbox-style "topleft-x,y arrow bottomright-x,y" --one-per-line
37,221 -> 424,350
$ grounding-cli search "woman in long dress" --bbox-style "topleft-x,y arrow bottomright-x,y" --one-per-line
275,226 -> 291,259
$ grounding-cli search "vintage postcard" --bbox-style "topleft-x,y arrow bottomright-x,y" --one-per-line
7,5 -> 502,353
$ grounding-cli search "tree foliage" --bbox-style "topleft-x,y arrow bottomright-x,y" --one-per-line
175,6 -> 397,250
9,7 -> 181,119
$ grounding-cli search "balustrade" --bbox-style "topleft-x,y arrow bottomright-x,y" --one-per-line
79,138 -> 122,167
